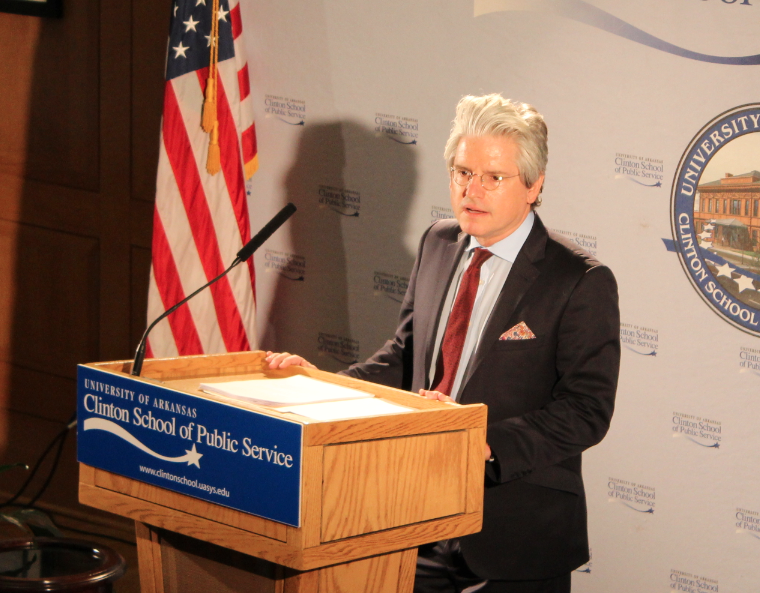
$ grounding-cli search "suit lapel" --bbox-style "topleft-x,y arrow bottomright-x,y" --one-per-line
422,232 -> 468,384
459,217 -> 548,393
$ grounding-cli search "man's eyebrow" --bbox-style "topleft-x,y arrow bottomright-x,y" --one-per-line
455,165 -> 511,176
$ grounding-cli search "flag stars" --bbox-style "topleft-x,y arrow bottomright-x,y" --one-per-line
217,6 -> 229,21
196,0 -> 206,5
183,15 -> 200,32
173,41 -> 190,58
174,3 -> 178,16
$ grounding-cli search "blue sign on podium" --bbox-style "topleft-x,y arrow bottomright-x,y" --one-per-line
77,366 -> 303,527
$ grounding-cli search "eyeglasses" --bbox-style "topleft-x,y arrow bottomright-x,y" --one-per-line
450,167 -> 519,191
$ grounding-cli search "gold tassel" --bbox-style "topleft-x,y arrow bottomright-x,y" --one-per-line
207,122 -> 221,175
201,78 -> 216,133
203,0 -> 221,173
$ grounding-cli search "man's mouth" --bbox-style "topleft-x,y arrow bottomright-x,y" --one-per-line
463,206 -> 487,215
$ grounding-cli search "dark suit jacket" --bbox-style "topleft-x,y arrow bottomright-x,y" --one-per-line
341,214 -> 620,581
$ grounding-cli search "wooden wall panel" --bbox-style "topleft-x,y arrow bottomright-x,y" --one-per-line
22,0 -> 101,191
0,0 -> 168,553
10,224 -> 99,378
0,14 -> 40,180
131,245 -> 153,357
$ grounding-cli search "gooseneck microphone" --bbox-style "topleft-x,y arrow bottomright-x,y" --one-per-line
130,203 -> 297,376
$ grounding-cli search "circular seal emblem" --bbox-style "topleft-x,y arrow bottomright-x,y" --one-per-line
671,104 -> 760,336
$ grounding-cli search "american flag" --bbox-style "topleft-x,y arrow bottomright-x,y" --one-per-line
146,0 -> 258,358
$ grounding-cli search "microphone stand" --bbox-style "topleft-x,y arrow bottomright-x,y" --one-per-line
131,203 -> 297,376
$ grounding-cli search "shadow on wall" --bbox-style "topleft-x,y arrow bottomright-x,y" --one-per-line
261,120 -> 417,374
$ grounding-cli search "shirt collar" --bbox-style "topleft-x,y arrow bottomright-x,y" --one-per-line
466,210 -> 535,263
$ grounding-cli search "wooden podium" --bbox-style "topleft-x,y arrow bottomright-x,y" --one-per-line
78,351 -> 486,593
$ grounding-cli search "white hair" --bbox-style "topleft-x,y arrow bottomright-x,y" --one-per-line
444,94 -> 548,204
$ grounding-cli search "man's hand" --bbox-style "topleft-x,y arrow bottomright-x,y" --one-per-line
418,389 -> 453,402
265,351 -> 317,370
418,390 -> 492,461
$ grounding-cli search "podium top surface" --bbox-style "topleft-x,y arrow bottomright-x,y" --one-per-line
82,350 -> 486,447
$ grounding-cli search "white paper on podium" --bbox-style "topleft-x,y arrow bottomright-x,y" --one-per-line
199,374 -> 375,407
279,398 -> 414,421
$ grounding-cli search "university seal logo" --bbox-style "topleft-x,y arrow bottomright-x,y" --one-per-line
671,104 -> 760,336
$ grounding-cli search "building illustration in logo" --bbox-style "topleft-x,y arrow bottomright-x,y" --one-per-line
693,171 -> 760,310
671,105 -> 760,336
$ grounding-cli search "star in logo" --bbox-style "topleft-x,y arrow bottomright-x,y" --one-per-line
705,223 -> 715,231
183,15 -> 200,32
698,230 -> 712,240
173,41 -> 189,58
735,275 -> 757,293
184,444 -> 203,468
699,241 -> 713,249
714,262 -> 735,278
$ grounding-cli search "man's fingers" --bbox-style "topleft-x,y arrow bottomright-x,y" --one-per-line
418,389 -> 453,402
265,351 -> 317,369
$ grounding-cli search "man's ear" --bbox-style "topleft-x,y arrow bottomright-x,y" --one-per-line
527,174 -> 545,204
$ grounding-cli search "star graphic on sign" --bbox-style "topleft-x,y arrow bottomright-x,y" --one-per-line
217,6 -> 229,21
714,262 -> 734,278
699,241 -> 713,249
183,15 -> 200,32
173,41 -> 189,58
735,275 -> 757,293
698,231 -> 712,240
185,444 -> 203,468
705,224 -> 715,231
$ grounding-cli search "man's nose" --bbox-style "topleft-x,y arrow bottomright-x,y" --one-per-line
465,174 -> 486,198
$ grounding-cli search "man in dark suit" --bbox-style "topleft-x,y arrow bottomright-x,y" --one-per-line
267,94 -> 620,592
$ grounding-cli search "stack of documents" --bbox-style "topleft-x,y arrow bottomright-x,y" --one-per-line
200,375 -> 412,421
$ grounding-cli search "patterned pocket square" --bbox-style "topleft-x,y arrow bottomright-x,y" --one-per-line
499,322 -> 537,340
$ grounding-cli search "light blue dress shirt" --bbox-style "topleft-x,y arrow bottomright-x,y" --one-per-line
428,211 -> 535,401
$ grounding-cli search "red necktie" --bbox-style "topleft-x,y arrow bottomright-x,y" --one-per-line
432,248 -> 493,396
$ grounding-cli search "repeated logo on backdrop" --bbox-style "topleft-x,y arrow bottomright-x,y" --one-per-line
430,204 -> 454,225
619,322 -> 659,356
373,271 -> 409,303
739,345 -> 760,375
671,412 -> 722,449
607,477 -> 655,514
550,228 -> 598,257
264,249 -> 306,281
735,507 -> 760,541
671,104 -> 760,336
264,94 -> 306,126
614,152 -> 664,188
317,184 -> 361,217
669,570 -> 719,593
374,112 -> 419,145
316,332 -> 359,365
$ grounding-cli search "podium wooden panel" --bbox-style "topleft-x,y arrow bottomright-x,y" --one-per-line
78,351 -> 487,592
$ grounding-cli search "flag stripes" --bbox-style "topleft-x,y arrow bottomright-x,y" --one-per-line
146,0 -> 258,359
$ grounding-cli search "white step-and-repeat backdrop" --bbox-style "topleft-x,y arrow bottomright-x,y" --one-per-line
242,1 -> 759,590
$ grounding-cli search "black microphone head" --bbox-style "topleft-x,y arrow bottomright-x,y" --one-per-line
236,203 -> 297,262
